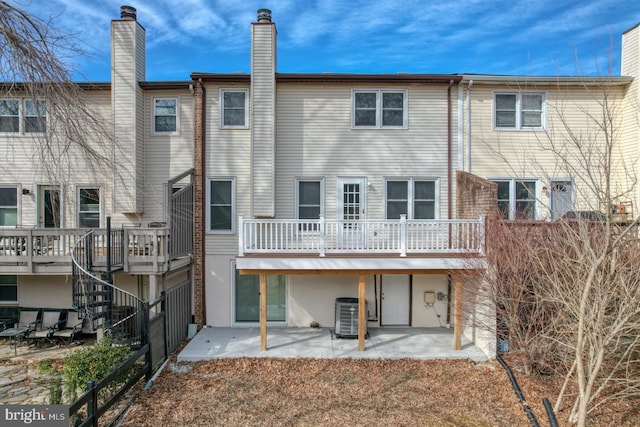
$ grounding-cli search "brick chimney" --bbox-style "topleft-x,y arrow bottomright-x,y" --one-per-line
250,9 -> 277,218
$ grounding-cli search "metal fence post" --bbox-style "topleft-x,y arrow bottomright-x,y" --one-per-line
142,302 -> 152,381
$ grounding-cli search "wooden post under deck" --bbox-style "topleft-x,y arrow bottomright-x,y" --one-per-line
453,276 -> 462,350
260,274 -> 267,351
358,274 -> 366,351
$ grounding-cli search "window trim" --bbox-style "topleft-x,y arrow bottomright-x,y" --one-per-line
295,178 -> 324,233
0,99 -> 20,134
77,186 -> 101,228
153,97 -> 179,134
489,178 -> 540,220
351,89 -> 408,129
0,185 -> 20,228
220,88 -> 249,129
384,178 -> 440,220
0,274 -> 18,304
206,177 -> 236,234
493,91 -> 546,131
0,98 -> 47,134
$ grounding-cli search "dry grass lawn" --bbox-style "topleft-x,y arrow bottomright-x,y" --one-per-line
120,355 -> 639,426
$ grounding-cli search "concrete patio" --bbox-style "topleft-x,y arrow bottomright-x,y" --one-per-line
177,327 -> 489,362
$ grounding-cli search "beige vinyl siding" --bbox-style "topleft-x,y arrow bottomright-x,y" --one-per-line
275,82 -> 453,221
621,25 -> 640,209
251,23 -> 276,217
204,83 -> 252,255
467,84 -> 628,214
143,91 -> 194,222
112,19 -> 145,213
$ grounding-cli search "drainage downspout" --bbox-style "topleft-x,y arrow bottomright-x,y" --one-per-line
457,84 -> 464,170
466,80 -> 473,172
447,79 -> 454,221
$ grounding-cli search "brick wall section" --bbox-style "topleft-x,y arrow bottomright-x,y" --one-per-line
193,79 -> 205,327
456,170 -> 498,219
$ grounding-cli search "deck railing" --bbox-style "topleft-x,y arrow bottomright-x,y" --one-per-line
238,215 -> 486,256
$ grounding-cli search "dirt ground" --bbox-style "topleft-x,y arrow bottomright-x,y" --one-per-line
120,355 -> 639,427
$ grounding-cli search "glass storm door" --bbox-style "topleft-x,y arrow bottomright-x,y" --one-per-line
338,178 -> 366,248
38,185 -> 61,228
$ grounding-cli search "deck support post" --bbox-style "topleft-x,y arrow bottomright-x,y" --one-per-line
260,273 -> 267,351
453,276 -> 462,350
358,274 -> 366,351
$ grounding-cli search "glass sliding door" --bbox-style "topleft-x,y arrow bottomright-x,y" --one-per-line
235,270 -> 286,322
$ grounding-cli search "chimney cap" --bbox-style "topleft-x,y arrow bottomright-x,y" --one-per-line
120,5 -> 137,20
257,9 -> 272,23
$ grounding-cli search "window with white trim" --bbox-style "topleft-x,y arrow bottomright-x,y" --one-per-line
352,89 -> 407,129
491,179 -> 538,219
385,179 -> 438,219
220,89 -> 248,128
0,275 -> 17,304
154,98 -> 178,133
0,186 -> 18,227
296,179 -> 323,231
0,99 -> 46,133
24,99 -> 47,133
0,100 -> 19,132
78,187 -> 100,228
495,92 -> 544,130
207,178 -> 235,232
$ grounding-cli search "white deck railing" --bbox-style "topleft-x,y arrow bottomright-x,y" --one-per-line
238,215 -> 485,257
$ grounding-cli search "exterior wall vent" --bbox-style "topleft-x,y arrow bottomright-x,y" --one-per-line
120,5 -> 137,20
257,9 -> 272,23
335,297 -> 367,338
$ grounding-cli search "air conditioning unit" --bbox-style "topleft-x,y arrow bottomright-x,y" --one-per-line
335,297 -> 367,338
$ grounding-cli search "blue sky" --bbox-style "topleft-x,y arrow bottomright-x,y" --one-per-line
18,0 -> 640,82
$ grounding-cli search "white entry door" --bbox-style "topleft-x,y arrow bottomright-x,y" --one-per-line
381,275 -> 410,326
337,178 -> 366,248
549,180 -> 573,220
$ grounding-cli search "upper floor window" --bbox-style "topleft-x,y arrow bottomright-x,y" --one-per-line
221,89 -> 248,128
352,90 -> 407,129
491,179 -> 538,219
494,92 -> 545,130
78,187 -> 100,228
154,98 -> 178,133
386,179 -> 438,219
0,99 -> 46,134
0,187 -> 18,227
207,178 -> 235,232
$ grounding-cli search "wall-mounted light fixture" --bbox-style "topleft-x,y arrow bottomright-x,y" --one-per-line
22,188 -> 30,195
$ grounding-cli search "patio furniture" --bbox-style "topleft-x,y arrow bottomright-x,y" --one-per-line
52,310 -> 85,346
0,307 -> 19,331
29,309 -> 65,346
15,308 -> 42,330
0,326 -> 30,356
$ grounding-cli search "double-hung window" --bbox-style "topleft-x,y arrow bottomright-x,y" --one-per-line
154,98 -> 178,133
207,178 -> 235,232
0,275 -> 17,304
491,179 -> 538,219
220,89 -> 248,128
352,89 -> 407,129
0,187 -> 18,227
386,179 -> 438,219
78,187 -> 100,228
0,100 -> 19,133
494,92 -> 545,130
296,179 -> 323,231
0,99 -> 46,133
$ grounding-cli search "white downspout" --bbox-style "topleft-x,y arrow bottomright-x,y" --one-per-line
466,80 -> 473,172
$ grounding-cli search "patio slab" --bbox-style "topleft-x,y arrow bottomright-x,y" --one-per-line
177,327 -> 489,362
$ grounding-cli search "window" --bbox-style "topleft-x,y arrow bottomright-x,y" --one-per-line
235,270 -> 286,322
221,89 -> 248,128
495,92 -> 544,130
78,188 -> 100,228
0,187 -> 18,227
386,179 -> 437,219
207,178 -> 234,232
0,100 -> 19,132
0,275 -> 17,304
491,179 -> 538,219
296,179 -> 323,231
24,99 -> 46,133
352,90 -> 407,129
154,98 -> 178,133
0,99 -> 46,133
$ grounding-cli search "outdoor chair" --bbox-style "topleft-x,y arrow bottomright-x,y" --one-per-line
29,309 -> 65,346
0,307 -> 19,331
15,308 -> 42,331
52,310 -> 85,346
